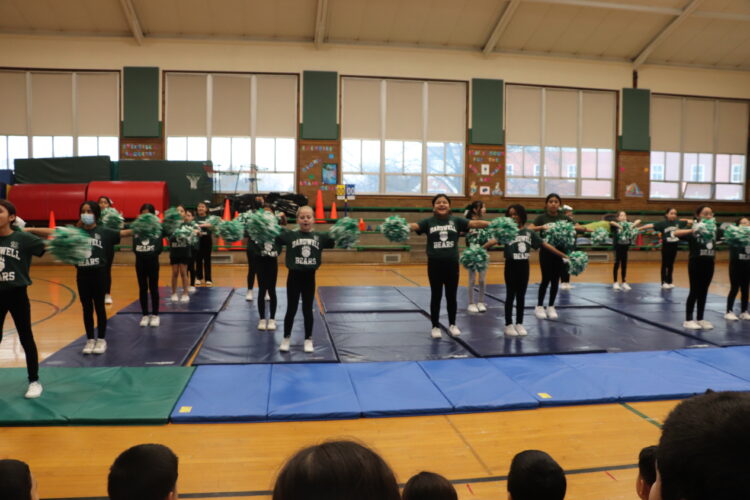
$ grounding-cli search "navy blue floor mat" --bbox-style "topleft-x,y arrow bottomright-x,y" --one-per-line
193,290 -> 338,364
318,286 -> 422,313
42,313 -> 214,367
324,312 -> 473,362
117,286 -> 234,314
575,282 -> 725,310
484,284 -> 600,309
677,346 -> 750,382
396,286 -> 502,313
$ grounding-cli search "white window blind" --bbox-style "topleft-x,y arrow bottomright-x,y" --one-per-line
342,78 -> 381,140
385,80 -> 423,141
31,73 -> 73,135
0,71 -> 28,134
581,90 -> 616,148
211,75 -> 251,136
427,81 -> 465,142
651,96 -> 682,151
256,74 -> 297,138
76,72 -> 119,136
717,100 -> 749,154
166,73 -> 207,136
506,85 -> 542,145
683,98 -> 714,153
545,89 -> 577,146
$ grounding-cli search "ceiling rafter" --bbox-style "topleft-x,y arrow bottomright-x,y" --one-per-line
118,0 -> 144,45
483,0 -> 522,55
314,0 -> 329,48
632,0 -> 705,69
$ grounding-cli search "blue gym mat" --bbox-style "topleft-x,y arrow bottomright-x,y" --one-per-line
418,358 -> 538,411
318,286 -> 422,313
396,286 -> 502,313
268,364 -> 361,420
677,346 -> 750,382
346,362 -> 453,417
193,290 -> 338,364
570,282 -> 725,310
117,286 -> 234,314
324,312 -> 473,362
484,284 -> 600,308
41,313 -> 215,367
171,364 -> 271,422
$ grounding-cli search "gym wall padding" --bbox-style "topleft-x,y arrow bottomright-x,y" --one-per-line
13,156 -> 111,184
620,88 -> 651,151
0,169 -> 13,198
87,181 -> 169,218
470,78 -> 504,145
122,67 -> 161,138
301,71 -> 338,140
117,160 -> 212,207
7,183 -> 87,221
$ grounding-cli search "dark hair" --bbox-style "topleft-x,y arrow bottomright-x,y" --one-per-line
80,201 -> 101,221
185,208 -> 195,217
657,391 -> 750,500
98,196 -> 113,207
108,444 -> 178,500
402,471 -> 457,500
736,217 -> 749,225
638,445 -> 657,486
0,199 -> 18,226
272,440 -> 400,500
507,450 -> 566,500
603,213 -> 618,222
0,459 -> 32,500
545,193 -> 562,205
665,207 -> 677,216
694,205 -> 710,217
431,193 -> 451,207
506,204 -> 528,225
139,204 -> 156,214
464,200 -> 485,219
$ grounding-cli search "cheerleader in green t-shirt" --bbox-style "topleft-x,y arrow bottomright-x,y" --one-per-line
464,200 -> 489,313
639,208 -> 691,289
724,217 -> 750,321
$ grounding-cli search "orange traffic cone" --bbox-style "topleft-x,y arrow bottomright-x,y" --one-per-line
358,218 -> 366,232
330,202 -> 338,220
47,210 -> 56,239
232,210 -> 242,248
315,190 -> 325,223
218,199 -> 230,251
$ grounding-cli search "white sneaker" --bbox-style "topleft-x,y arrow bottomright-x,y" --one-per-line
267,319 -> 277,330
698,320 -> 714,330
170,293 -> 179,302
431,327 -> 442,339
534,306 -> 547,319
621,283 -> 632,291
304,339 -> 314,353
188,286 -> 197,293
257,319 -> 267,331
546,306 -> 558,320
245,291 -> 253,301
180,294 -> 190,303
683,320 -> 701,330
206,281 -> 213,287
104,294 -> 113,305
265,291 -> 270,300
149,315 -> 160,327
741,312 -> 750,320
613,283 -> 621,291
24,381 -> 43,399
661,283 -> 671,290
467,304 -> 479,313
279,337 -> 291,352
139,315 -> 150,327
514,324 -> 528,336
667,284 -> 676,289
82,339 -> 96,354
560,283 -> 570,291
195,279 -> 202,286
504,324 -> 518,336
92,339 -> 107,354
448,324 -> 461,337
725,311 -> 740,321
477,302 -> 487,312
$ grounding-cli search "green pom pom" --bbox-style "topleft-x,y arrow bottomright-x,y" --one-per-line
244,209 -> 282,244
100,207 -> 124,230
487,217 -> 519,245
567,250 -> 589,276
49,226 -> 92,265
218,219 -> 244,242
380,216 -> 410,243
694,218 -> 717,244
467,228 -> 490,246
130,213 -> 162,241
173,224 -> 197,246
330,217 -> 360,249
591,227 -> 610,246
617,221 -> 639,243
162,207 -> 183,236
206,215 -> 222,229
460,244 -> 490,272
724,224 -> 750,247
544,221 -> 576,250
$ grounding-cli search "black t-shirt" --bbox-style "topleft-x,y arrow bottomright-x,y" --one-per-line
416,216 -> 470,261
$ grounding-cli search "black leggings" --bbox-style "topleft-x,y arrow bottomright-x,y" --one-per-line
246,250 -> 257,291
613,244 -> 629,282
136,255 -> 160,316
686,257 -> 714,321
727,259 -> 750,313
195,235 -> 212,282
661,244 -> 678,284
505,261 -> 529,325
257,256 -> 278,319
188,253 -> 196,287
77,267 -> 108,339
538,247 -> 563,307
0,287 -> 39,382
284,269 -> 316,339
427,259 -> 459,328
104,246 -> 115,295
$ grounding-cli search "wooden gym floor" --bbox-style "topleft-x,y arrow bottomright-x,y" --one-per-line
0,260 -> 734,499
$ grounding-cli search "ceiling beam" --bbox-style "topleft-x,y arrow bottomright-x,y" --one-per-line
526,0 -> 750,21
483,0 -> 522,55
118,0 -> 144,45
633,0 -> 704,70
314,0 -> 328,48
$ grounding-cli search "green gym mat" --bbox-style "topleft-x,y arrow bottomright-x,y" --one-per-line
0,366 -> 194,426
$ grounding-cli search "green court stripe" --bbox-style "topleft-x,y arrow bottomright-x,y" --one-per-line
620,402 -> 663,428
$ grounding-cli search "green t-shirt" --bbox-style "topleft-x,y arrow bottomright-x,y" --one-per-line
277,229 -> 334,271
77,226 -> 121,270
249,238 -> 282,258
417,216 -> 470,261
687,227 -> 723,259
730,243 -> 750,262
0,230 -> 46,289
133,230 -> 164,257
503,228 -> 543,261
168,223 -> 193,259
653,219 -> 686,245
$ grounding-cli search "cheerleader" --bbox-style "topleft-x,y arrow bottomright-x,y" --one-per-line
97,196 -> 116,304
464,200 -> 488,313
725,217 -> 750,321
276,205 -> 335,353
133,204 -> 162,327
168,205 -> 192,303
609,211 -> 642,291
408,194 -> 489,339
194,201 -> 213,287
639,208 -> 690,289
252,203 -> 283,331
673,205 -> 722,330
559,204 -> 574,290
0,200 -> 46,398
484,204 -> 568,336
529,193 -> 587,320
185,209 -> 198,293
245,195 -> 266,301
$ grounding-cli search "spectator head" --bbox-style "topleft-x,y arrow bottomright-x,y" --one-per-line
402,471 -> 457,500
0,459 -> 38,500
636,445 -> 657,500
464,200 -> 486,220
653,391 -> 750,500
507,450 -> 566,500
98,196 -> 113,209
544,193 -> 562,215
272,440 -> 399,500
108,444 -> 178,500
140,203 -> 156,215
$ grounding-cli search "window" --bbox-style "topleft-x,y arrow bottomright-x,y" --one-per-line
0,135 -> 29,170
505,85 -> 616,198
650,95 -> 748,201
78,136 -> 119,160
341,77 -> 466,195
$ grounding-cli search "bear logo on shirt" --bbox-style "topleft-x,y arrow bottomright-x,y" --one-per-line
518,242 -> 527,254
302,246 -> 311,258
707,241 -> 714,250
439,231 -> 448,242
10,241 -> 18,249
264,242 -> 274,253
141,239 -> 150,246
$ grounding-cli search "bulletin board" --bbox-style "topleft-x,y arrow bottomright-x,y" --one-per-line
298,140 -> 340,204
467,145 -> 504,199
120,137 -> 165,160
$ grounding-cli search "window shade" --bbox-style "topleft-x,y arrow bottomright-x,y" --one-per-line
545,89 -> 578,146
256,74 -> 298,137
76,72 -> 119,136
427,81 -> 466,142
581,90 -> 616,148
0,71 -> 28,134
683,98 -> 714,153
385,80 -> 423,141
342,77 -> 381,139
166,73 -> 207,136
506,85 -> 542,145
211,74 -> 251,136
716,100 -> 749,154
651,95 -> 682,151
31,72 -> 73,135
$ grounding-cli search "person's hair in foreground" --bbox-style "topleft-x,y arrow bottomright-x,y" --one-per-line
507,449 -> 566,500
108,444 -> 179,500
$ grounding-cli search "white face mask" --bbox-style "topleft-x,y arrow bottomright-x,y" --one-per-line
81,213 -> 95,225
